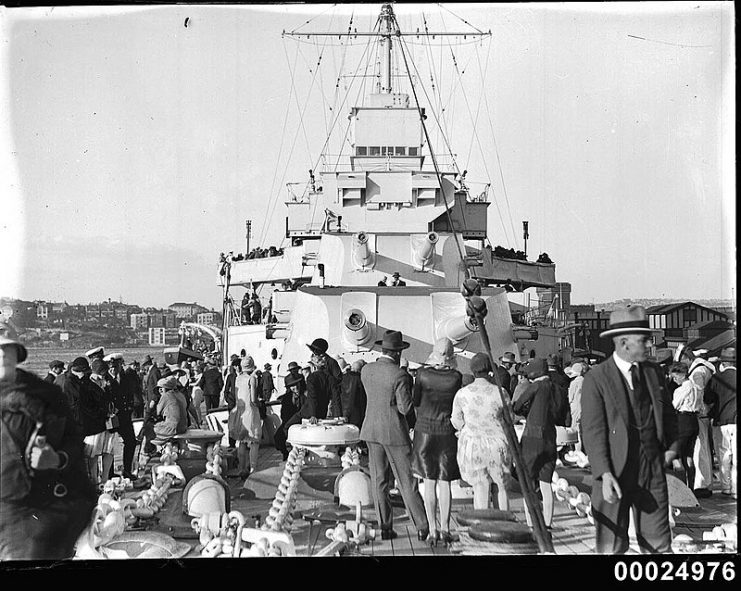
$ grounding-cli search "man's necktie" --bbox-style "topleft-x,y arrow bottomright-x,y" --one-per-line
629,363 -> 647,425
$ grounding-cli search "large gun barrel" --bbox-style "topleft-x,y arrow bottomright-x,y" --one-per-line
343,308 -> 373,348
352,232 -> 375,268
438,314 -> 479,344
413,232 -> 439,268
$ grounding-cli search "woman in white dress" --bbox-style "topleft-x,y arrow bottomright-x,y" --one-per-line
451,352 -> 511,511
229,356 -> 262,479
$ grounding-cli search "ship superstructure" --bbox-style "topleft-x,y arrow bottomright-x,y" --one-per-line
218,4 -> 558,377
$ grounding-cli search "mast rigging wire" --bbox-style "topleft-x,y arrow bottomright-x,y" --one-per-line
397,30 -> 469,279
256,39 -> 302,252
451,35 -> 513,247
475,42 -> 519,247
287,3 -> 339,34
257,33 -> 329,248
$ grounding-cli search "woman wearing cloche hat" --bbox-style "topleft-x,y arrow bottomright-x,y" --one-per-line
229,356 -> 262,478
411,337 -> 463,547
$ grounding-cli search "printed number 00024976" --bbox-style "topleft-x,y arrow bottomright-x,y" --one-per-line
614,560 -> 735,582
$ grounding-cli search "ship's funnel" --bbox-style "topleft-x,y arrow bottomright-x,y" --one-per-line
352,232 -> 375,269
438,314 -> 479,344
343,308 -> 373,348
413,232 -> 439,269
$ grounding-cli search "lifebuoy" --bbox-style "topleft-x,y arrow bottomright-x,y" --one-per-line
467,521 -> 534,544
456,509 -> 518,527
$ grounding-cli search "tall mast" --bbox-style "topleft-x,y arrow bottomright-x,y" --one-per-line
379,3 -> 396,93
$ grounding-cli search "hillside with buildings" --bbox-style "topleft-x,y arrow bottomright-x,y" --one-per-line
0,297 -> 221,348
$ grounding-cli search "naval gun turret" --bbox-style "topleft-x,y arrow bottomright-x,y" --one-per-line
412,231 -> 439,270
437,313 -> 479,344
352,232 -> 375,270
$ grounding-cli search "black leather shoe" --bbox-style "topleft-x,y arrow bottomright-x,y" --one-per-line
381,529 -> 398,540
693,488 -> 712,499
417,528 -> 429,541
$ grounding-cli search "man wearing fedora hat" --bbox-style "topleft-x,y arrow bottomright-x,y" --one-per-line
390,271 -> 406,287
0,322 -> 96,560
360,330 -> 429,541
273,371 -> 305,461
704,347 -> 736,497
582,305 -> 680,554
497,351 -> 518,394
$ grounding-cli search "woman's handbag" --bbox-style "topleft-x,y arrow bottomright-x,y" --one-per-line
105,404 -> 120,432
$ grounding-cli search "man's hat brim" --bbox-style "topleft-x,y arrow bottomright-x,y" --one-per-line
284,374 -> 303,387
374,339 -> 410,350
599,326 -> 659,339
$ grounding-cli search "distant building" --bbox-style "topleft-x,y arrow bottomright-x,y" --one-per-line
163,313 -> 177,328
196,312 -> 220,325
168,302 -> 208,319
50,302 -> 67,315
149,327 -> 179,346
647,302 -> 729,343
36,301 -> 49,319
131,313 -> 149,330
149,314 -> 164,328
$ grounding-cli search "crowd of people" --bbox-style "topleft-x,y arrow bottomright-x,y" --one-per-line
0,302 -> 736,560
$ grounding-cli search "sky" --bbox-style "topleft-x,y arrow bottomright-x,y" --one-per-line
0,2 -> 735,310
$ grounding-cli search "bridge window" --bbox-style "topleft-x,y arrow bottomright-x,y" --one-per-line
395,147 -> 406,155
369,146 -> 381,156
356,146 -> 367,156
409,147 -> 418,156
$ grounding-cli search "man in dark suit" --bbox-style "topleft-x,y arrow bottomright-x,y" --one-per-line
123,359 -> 144,418
340,359 -> 367,429
582,305 -> 680,554
390,271 -> 406,287
497,351 -> 519,394
360,330 -> 429,541
106,353 -> 137,479
137,355 -> 162,453
198,356 -> 224,411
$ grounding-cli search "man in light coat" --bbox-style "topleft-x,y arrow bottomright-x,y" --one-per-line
360,330 -> 429,541
688,349 -> 716,498
704,347 -> 736,498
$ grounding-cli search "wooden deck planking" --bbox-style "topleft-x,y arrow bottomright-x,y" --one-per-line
140,447 -> 735,557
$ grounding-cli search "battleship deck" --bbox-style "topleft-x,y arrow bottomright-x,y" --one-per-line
141,445 -> 736,558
